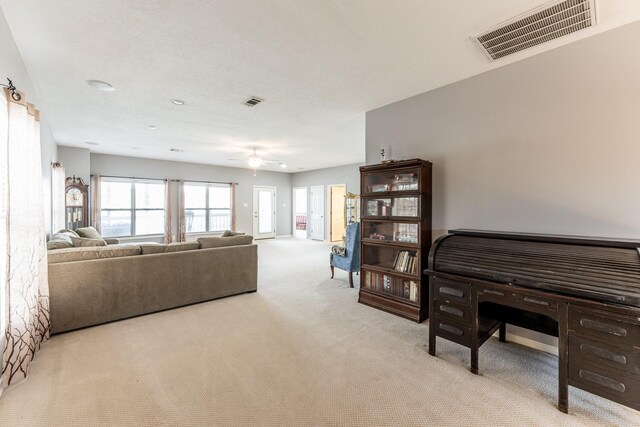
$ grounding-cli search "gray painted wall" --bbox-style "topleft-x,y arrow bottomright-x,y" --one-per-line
367,21 -> 640,241
90,154 -> 292,241
1,7 -> 57,235
291,163 -> 362,240
365,21 -> 640,350
58,146 -> 90,184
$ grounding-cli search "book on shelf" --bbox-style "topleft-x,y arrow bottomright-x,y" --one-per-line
392,250 -> 417,274
408,281 -> 418,301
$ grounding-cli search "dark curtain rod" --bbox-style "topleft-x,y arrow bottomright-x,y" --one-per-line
93,174 -> 238,185
1,78 -> 21,101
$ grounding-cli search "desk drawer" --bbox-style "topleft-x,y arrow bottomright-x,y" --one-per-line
431,315 -> 471,347
569,306 -> 640,349
477,286 -> 518,305
433,298 -> 472,325
518,294 -> 558,316
433,277 -> 471,305
569,361 -> 640,410
569,335 -> 640,378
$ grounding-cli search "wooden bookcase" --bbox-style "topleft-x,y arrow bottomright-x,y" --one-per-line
358,159 -> 432,322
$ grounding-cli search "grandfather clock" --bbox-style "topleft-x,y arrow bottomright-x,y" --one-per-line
65,176 -> 89,230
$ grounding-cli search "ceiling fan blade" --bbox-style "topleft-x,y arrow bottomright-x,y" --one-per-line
227,158 -> 244,161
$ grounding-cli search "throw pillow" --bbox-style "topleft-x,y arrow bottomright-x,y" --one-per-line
221,230 -> 245,237
331,245 -> 347,257
57,228 -> 80,237
74,226 -> 102,240
47,232 -> 74,250
71,236 -> 107,247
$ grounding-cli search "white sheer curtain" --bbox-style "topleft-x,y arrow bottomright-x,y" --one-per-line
51,162 -> 65,232
177,180 -> 186,242
90,175 -> 101,233
0,89 -> 50,395
164,180 -> 173,243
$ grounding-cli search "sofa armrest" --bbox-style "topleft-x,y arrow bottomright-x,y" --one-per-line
104,238 -> 120,245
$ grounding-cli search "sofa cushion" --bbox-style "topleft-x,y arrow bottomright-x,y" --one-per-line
198,235 -> 253,249
139,243 -> 167,254
48,247 -> 102,263
74,226 -> 102,240
221,230 -> 245,237
47,232 -> 74,250
71,236 -> 107,247
48,245 -> 141,264
166,242 -> 201,252
97,245 -> 142,259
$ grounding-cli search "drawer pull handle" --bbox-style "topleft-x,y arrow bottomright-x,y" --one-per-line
523,297 -> 549,306
439,286 -> 463,298
579,343 -> 627,365
483,289 -> 504,296
579,319 -> 628,337
439,305 -> 464,318
439,323 -> 464,336
579,370 -> 626,393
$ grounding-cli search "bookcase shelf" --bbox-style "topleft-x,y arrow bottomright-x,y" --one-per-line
359,159 -> 432,323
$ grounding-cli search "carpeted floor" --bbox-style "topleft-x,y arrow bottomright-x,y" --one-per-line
0,238 -> 638,426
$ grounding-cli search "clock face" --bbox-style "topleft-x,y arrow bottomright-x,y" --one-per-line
66,188 -> 83,207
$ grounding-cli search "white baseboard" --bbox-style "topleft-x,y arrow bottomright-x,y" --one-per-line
275,234 -> 293,238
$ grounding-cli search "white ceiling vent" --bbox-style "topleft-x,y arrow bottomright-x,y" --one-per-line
474,0 -> 596,61
243,96 -> 264,107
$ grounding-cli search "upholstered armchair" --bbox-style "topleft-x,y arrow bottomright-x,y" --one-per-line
330,222 -> 360,288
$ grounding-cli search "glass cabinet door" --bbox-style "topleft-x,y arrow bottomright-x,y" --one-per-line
363,196 -> 419,218
362,167 -> 419,194
362,221 -> 418,244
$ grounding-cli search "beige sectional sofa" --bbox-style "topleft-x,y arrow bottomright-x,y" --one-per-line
48,235 -> 257,334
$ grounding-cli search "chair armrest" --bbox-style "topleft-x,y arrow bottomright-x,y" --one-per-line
104,238 -> 120,245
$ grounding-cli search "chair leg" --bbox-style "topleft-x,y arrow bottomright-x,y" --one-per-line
330,265 -> 334,279
349,272 -> 354,288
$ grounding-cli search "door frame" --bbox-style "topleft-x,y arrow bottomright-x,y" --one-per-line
327,183 -> 347,242
309,185 -> 325,241
253,185 -> 277,240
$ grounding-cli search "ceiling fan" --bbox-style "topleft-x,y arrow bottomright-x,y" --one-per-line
227,147 -> 285,173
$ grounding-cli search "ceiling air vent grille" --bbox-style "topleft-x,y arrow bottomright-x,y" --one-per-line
474,0 -> 596,61
244,96 -> 264,107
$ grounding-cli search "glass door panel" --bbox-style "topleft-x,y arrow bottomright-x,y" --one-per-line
363,167 -> 419,194
362,221 -> 418,244
363,196 -> 418,218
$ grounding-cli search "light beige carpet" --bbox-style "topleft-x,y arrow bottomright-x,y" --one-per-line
0,238 -> 638,426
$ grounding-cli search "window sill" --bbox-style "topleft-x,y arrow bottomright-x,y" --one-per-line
110,234 -> 164,241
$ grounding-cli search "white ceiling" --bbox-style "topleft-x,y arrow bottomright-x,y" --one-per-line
2,0 -> 640,172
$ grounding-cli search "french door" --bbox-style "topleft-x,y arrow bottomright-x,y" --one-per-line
253,186 -> 276,239
309,185 -> 325,241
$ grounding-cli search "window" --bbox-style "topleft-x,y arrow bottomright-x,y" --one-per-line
184,182 -> 231,233
100,178 -> 165,237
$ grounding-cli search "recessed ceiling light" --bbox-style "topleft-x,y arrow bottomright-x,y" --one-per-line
149,125 -> 157,130
170,148 -> 184,152
87,80 -> 115,92
280,164 -> 287,169
170,98 -> 186,106
84,141 -> 99,146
